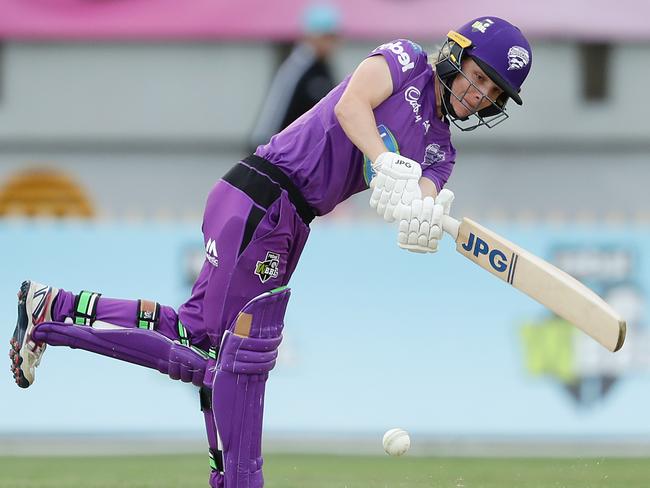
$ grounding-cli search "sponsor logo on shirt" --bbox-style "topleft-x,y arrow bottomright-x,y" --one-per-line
404,86 -> 431,133
404,86 -> 422,123
375,41 -> 415,73
205,238 -> 219,267
255,251 -> 280,283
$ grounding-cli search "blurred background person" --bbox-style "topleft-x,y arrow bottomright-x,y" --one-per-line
248,3 -> 341,151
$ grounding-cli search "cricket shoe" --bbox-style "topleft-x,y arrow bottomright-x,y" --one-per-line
9,281 -> 59,388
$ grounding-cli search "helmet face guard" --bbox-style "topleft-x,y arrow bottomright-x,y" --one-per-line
435,18 -> 532,131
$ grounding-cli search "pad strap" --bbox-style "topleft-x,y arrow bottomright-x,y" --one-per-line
73,291 -> 101,326
137,299 -> 160,330
190,346 -> 209,359
199,386 -> 212,412
209,448 -> 224,474
177,320 -> 190,347
173,319 -> 210,358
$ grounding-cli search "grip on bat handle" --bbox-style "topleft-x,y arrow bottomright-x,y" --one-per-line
442,215 -> 460,240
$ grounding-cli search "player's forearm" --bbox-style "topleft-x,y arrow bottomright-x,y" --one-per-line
419,177 -> 439,199
334,95 -> 387,163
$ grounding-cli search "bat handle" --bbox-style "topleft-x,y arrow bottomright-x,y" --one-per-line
442,215 -> 460,240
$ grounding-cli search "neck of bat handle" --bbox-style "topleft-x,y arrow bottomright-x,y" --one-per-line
442,215 -> 460,241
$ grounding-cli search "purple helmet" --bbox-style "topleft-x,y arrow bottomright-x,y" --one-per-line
454,16 -> 532,105
435,16 -> 532,130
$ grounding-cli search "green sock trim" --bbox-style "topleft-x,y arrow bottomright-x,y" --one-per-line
76,291 -> 93,315
74,291 -> 100,326
138,320 -> 149,329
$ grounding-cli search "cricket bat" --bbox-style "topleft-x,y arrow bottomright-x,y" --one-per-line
441,215 -> 626,352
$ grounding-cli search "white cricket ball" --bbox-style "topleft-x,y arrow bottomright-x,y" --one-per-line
382,428 -> 410,456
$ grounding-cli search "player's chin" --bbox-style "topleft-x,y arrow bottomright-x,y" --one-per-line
451,100 -> 476,119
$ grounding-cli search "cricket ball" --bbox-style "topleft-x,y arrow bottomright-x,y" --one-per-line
382,428 -> 410,456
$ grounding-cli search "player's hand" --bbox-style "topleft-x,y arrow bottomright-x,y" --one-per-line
397,189 -> 455,254
369,152 -> 422,222
435,188 -> 454,217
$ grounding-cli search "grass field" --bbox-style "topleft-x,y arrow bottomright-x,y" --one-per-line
0,454 -> 648,488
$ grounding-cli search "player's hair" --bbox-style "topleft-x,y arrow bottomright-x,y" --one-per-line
427,43 -> 450,68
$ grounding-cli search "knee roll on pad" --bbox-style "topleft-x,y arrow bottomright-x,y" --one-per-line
218,334 -> 282,375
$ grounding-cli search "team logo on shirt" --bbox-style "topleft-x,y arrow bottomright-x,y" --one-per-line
507,46 -> 530,71
363,125 -> 400,185
205,238 -> 219,267
423,143 -> 445,167
255,251 -> 280,283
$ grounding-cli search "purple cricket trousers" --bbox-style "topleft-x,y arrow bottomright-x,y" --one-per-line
47,155 -> 312,487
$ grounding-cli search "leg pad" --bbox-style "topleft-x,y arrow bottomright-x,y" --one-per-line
33,322 -> 207,386
211,287 -> 291,488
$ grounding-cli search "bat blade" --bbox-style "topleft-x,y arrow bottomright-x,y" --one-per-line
443,216 -> 626,352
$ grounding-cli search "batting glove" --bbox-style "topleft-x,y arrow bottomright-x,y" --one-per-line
397,189 -> 455,254
369,152 -> 422,222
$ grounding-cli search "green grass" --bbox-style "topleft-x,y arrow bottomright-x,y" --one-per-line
0,454 -> 647,488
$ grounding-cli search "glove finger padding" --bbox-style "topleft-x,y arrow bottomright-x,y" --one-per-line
418,221 -> 430,247
430,204 -> 443,240
408,219 -> 420,244
369,174 -> 385,207
397,196 -> 441,254
402,180 -> 421,206
421,197 -> 434,222
412,198 -> 424,217
384,176 -> 397,192
435,188 -> 455,215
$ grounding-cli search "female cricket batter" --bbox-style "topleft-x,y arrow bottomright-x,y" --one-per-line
9,17 -> 531,488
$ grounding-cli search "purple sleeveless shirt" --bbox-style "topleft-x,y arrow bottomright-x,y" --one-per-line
255,39 -> 456,217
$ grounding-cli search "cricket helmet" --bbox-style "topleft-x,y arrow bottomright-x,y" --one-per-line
435,16 -> 532,130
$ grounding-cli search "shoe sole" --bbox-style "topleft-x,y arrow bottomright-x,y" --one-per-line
9,281 -> 48,388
